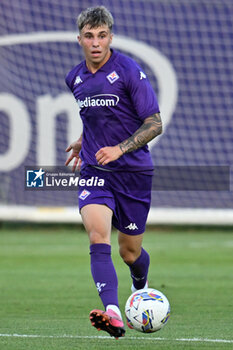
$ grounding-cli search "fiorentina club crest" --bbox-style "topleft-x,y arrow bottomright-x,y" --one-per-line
106,71 -> 119,84
79,189 -> 91,200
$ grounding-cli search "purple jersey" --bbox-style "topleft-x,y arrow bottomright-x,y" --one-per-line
66,49 -> 160,171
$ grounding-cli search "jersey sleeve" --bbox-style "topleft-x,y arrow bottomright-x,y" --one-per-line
65,64 -> 80,91
65,70 -> 74,91
125,61 -> 160,121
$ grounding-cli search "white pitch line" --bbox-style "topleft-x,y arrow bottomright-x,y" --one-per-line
0,333 -> 232,344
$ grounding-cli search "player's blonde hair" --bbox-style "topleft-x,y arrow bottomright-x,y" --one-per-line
77,6 -> 114,32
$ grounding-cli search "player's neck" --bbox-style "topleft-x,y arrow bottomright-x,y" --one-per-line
86,49 -> 112,74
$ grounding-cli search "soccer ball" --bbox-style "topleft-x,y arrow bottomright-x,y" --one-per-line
125,288 -> 170,333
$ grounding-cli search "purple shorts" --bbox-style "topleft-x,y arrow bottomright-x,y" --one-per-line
78,166 -> 152,235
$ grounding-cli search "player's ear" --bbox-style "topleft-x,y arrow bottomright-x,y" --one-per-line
77,35 -> 82,46
110,33 -> 113,44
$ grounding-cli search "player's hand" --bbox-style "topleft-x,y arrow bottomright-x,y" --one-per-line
95,145 -> 123,166
65,140 -> 82,172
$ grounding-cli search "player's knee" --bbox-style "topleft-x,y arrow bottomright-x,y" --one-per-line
89,230 -> 110,245
119,247 -> 139,265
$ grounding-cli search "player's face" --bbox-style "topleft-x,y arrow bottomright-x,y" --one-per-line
78,25 -> 113,72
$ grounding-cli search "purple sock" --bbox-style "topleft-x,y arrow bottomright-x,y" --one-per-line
90,243 -> 119,309
128,248 -> 150,290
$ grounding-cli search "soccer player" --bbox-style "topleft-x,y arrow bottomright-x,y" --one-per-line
65,6 -> 162,339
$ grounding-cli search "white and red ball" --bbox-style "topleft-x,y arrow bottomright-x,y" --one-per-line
125,288 -> 170,333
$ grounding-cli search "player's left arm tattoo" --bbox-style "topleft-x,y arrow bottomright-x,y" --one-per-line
119,113 -> 162,154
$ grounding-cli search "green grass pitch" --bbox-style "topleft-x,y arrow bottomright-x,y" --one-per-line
0,224 -> 232,350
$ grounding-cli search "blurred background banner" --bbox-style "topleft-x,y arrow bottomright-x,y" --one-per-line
0,0 -> 232,223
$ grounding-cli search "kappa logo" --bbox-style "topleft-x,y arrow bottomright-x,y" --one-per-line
132,275 -> 146,282
125,223 -> 138,230
140,71 -> 147,80
96,282 -> 106,293
74,75 -> 83,85
79,189 -> 91,200
106,71 -> 120,84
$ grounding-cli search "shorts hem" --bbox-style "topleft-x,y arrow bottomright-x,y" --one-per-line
79,199 -> 115,215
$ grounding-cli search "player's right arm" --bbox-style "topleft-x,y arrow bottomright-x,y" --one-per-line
65,134 -> 82,172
